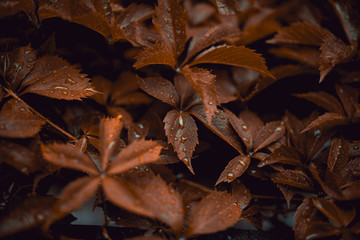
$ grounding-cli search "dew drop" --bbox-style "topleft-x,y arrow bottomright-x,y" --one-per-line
26,64 -> 31,68
339,88 -> 344,93
166,34 -> 171,39
314,129 -> 321,138
239,160 -> 245,166
180,136 -> 187,143
179,115 -> 184,129
167,7 -> 171,12
25,50 -> 31,54
215,110 -> 221,115
27,58 -> 34,62
174,137 -> 178,141
65,78 -> 76,85
242,137 -> 250,143
160,91 -> 164,94
21,167 -> 28,173
183,158 -> 189,165
19,107 -> 25,112
241,124 -> 248,131
53,85 -> 69,90
227,172 -> 234,180
169,94 -> 174,99
161,82 -> 166,86
63,91 -> 68,95
84,87 -> 97,93
208,101 -> 213,105
182,148 -> 187,153
37,214 -> 44,221
275,126 -> 282,131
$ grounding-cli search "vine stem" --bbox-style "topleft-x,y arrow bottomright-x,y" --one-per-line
3,87 -> 77,141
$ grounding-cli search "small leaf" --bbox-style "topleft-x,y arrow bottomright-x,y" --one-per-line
153,0 -> 187,59
189,105 -> 243,153
174,73 -> 197,109
216,155 -> 251,185
277,184 -> 294,208
100,115 -> 123,171
267,22 -> 327,46
0,196 -> 56,238
107,139 -> 162,175
41,143 -> 99,176
127,171 -> 184,232
181,66 -> 218,123
187,191 -> 242,236
185,23 -> 241,62
164,110 -> 198,173
189,45 -> 274,78
102,177 -> 154,219
45,176 -> 100,228
133,43 -> 176,70
271,169 -> 315,191
294,91 -> 344,115
137,76 -> 179,107
0,99 -> 44,138
301,112 -> 347,133
253,121 -> 285,153
23,56 -> 96,100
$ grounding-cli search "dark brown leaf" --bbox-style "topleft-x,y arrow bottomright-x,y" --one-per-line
41,143 -> 99,176
231,180 -> 252,210
190,45 -> 274,78
210,0 -> 245,15
236,20 -> 281,46
277,184 -> 294,208
164,110 -> 198,173
107,139 -> 162,175
301,112 -> 347,133
184,0 -> 215,26
305,222 -> 341,240
216,155 -> 251,185
181,66 -> 218,123
137,76 -> 179,107
174,73 -> 197,109
187,191 -> 242,236
294,91 -> 344,115
0,196 -> 56,238
238,109 -> 264,141
327,138 -> 350,179
294,197 -> 317,240
0,0 -> 35,20
271,169 -> 315,191
23,56 -> 96,100
153,0 -> 187,59
267,22 -> 327,46
189,105 -> 243,153
269,46 -> 321,67
258,146 -> 302,167
0,99 -> 44,138
253,121 -> 285,153
133,43 -> 176,70
335,84 -> 359,118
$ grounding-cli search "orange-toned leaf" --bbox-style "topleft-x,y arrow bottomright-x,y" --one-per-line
41,143 -> 99,176
187,191 -> 242,236
99,116 -> 123,171
164,110 -> 198,174
237,20 -> 281,46
271,169 -> 315,191
127,170 -> 184,231
0,140 -> 41,174
181,66 -> 218,123
102,177 -> 154,219
253,121 -> 285,152
134,43 -> 176,70
294,91 -> 344,115
153,0 -> 187,59
23,56 -> 96,100
107,139 -> 162,175
173,73 -> 198,109
189,105 -> 243,153
301,112 -> 347,133
267,22 -> 326,46
0,196 -> 56,238
0,99 -> 44,138
138,76 -> 179,107
45,176 -> 100,228
238,109 -> 264,141
216,155 -> 250,185
189,45 -> 274,78
185,23 -> 241,62
231,180 -> 252,210
269,46 -> 320,67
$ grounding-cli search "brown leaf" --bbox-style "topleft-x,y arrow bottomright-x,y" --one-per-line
102,176 -> 154,219
258,146 -> 302,167
253,121 -> 285,153
133,43 -> 176,70
294,91 -> 344,115
23,56 -> 96,100
231,180 -> 252,210
271,169 -> 315,191
99,116 -> 123,171
174,73 -> 197,109
319,32 -> 357,83
126,170 -> 184,231
114,3 -> 154,30
237,20 -> 281,46
269,46 -> 320,67
305,222 -> 341,240
164,110 -> 198,173
224,108 -> 253,152
0,0 -> 35,20
125,236 -> 166,240
277,184 -> 294,208
216,155 -> 251,185
107,139 -> 162,175
210,0 -> 244,15
294,197 -> 317,240
0,196 -> 56,238
46,176 -> 100,228
153,0 -> 187,59
335,84 -> 359,118
0,99 -> 44,138
184,0 -> 215,26
327,138 -> 350,178
0,140 -> 41,174
190,45 -> 274,78
187,191 -> 242,236
267,22 -> 327,46
181,66 -> 218,123
238,109 -> 264,141
185,23 -> 241,62
189,105 -> 243,153
137,76 -> 179,107
301,112 -> 348,133
41,143 -> 99,176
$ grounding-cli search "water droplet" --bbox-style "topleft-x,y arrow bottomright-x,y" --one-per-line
19,107 -> 25,112
183,158 -> 189,165
53,85 -> 69,90
166,34 -> 171,39
174,137 -> 178,141
353,145 -> 359,150
179,115 -> 184,129
314,129 -> 321,138
27,58 -> 34,62
161,82 -> 166,86
160,91 -> 164,94
180,136 -> 187,143
227,172 -> 234,180
251,170 -> 256,174
169,94 -> 174,99
182,148 -> 187,152
208,101 -> 213,105
37,214 -> 44,221
26,64 -> 31,68
241,124 -> 248,131
25,50 -> 31,54
134,166 -> 139,170
339,88 -> 344,93
84,87 -> 97,93
63,91 -> 68,95
21,167 -> 28,173
239,160 -> 245,166
167,7 -> 171,12
80,74 -> 85,79
242,137 -> 250,143
164,18 -> 169,23
176,67 -> 181,72
275,127 -> 282,131
65,78 -> 76,85
215,110 -> 221,115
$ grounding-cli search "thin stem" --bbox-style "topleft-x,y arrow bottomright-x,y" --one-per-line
3,87 -> 77,141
